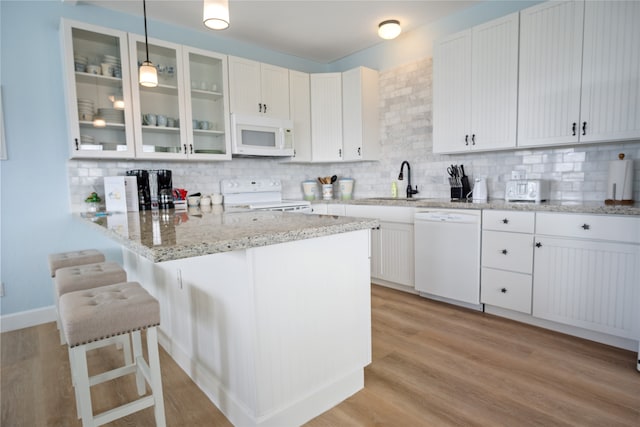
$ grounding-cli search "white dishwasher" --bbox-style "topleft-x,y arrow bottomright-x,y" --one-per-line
414,209 -> 483,310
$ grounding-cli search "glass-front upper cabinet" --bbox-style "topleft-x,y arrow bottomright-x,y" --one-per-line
181,46 -> 231,160
60,19 -> 135,159
128,34 -> 187,159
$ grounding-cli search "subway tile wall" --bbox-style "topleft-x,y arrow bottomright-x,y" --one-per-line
68,57 -> 640,211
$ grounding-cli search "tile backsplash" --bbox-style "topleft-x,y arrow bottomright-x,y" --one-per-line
68,57 -> 640,212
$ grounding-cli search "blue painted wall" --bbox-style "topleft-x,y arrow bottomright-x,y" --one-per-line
0,0 -> 539,318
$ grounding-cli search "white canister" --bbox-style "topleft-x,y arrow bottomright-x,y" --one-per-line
302,180 -> 317,201
321,184 -> 333,200
338,178 -> 355,200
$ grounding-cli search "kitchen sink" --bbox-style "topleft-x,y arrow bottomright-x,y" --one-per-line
365,197 -> 423,202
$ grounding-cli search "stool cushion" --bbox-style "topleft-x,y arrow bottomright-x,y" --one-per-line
60,282 -> 160,347
55,261 -> 127,297
48,250 -> 105,277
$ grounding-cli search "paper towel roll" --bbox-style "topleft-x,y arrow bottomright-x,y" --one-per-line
606,159 -> 633,201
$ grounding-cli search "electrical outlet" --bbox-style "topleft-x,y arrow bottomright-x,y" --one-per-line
0,282 -> 5,297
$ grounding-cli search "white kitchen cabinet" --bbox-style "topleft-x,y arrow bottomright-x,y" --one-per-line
181,46 -> 231,160
481,210 -> 535,314
289,70 -> 312,162
532,213 -> 640,340
304,67 -> 380,163
128,34 -> 188,159
433,12 -> 518,153
345,205 -> 415,288
61,19 -> 136,159
228,56 -> 290,119
342,67 -> 380,161
518,0 -> 640,147
310,72 -> 343,162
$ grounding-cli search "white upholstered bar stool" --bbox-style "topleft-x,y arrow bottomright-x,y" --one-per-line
59,281 -> 166,427
48,250 -> 105,334
54,261 -> 127,344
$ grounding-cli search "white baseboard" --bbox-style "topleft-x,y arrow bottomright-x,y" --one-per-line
0,306 -> 56,333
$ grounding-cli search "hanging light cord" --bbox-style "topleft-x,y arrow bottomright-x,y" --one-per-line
143,0 -> 150,63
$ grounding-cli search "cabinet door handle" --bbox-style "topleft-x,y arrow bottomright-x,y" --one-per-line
465,135 -> 469,146
501,249 -> 508,255
357,147 -> 361,156
74,138 -> 79,150
189,144 -> 193,154
501,288 -> 507,293
471,134 -> 476,145
338,148 -> 342,157
502,218 -> 509,224
581,223 -> 590,230
572,122 -> 577,136
582,121 -> 587,135
258,103 -> 262,113
264,104 -> 267,114
535,242 -> 542,248
183,144 -> 187,154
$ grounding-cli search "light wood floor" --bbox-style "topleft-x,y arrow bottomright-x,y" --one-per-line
2,285 -> 639,426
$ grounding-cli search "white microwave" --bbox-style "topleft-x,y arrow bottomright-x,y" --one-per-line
231,113 -> 294,157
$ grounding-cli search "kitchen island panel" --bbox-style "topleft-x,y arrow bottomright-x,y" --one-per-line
123,229 -> 371,427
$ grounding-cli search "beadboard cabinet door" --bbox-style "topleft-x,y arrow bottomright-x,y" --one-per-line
228,56 -> 290,119
579,0 -> 640,143
518,0 -> 584,147
518,0 -> 640,147
433,12 -> 518,153
532,236 -> 640,340
310,73 -> 343,162
288,70 -> 312,162
433,29 -> 472,153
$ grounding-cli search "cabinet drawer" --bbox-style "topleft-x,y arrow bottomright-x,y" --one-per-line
482,231 -> 533,274
536,213 -> 640,243
483,210 -> 534,233
481,268 -> 532,314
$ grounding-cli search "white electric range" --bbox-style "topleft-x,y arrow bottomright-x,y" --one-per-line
220,178 -> 312,213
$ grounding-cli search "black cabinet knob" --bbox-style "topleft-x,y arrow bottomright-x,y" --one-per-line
465,135 -> 469,146
581,224 -> 590,230
501,288 -> 507,293
471,134 -> 476,145
535,242 -> 542,248
502,218 -> 509,224
501,249 -> 508,255
74,138 -> 79,150
582,121 -> 587,135
572,122 -> 577,136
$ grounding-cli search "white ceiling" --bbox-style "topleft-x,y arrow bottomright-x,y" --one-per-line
79,0 -> 480,63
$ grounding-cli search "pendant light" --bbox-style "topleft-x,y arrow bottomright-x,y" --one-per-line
203,0 -> 230,30
378,20 -> 402,40
139,0 -> 158,87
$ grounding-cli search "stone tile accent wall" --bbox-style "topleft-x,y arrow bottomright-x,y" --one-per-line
68,57 -> 640,211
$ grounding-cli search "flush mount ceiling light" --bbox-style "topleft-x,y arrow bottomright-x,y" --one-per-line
378,19 -> 401,40
203,0 -> 230,30
139,0 -> 158,87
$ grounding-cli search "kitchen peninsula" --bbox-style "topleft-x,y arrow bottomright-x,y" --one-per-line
79,209 -> 378,427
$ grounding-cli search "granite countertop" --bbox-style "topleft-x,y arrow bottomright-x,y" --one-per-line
78,208 -> 378,263
319,198 -> 640,216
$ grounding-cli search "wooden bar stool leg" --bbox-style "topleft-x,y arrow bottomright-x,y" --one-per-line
147,327 -> 166,427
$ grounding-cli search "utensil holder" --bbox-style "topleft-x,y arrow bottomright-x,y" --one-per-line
450,186 -> 464,200
461,176 -> 472,199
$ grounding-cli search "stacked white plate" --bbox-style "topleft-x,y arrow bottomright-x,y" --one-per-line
77,98 -> 94,121
97,108 -> 124,124
74,55 -> 88,72
103,55 -> 121,77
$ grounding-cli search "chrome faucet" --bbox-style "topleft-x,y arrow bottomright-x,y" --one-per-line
398,160 -> 419,198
